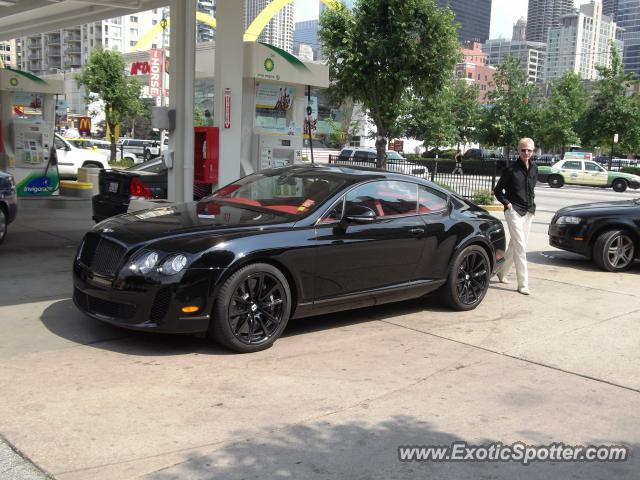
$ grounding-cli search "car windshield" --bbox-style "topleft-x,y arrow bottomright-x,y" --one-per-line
386,151 -> 404,160
208,168 -> 348,216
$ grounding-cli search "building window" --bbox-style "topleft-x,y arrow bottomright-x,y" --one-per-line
349,136 -> 361,147
130,16 -> 138,22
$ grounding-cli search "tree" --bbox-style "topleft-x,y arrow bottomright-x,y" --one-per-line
580,47 -> 640,159
319,0 -> 460,168
479,56 -> 539,158
77,48 -> 145,162
538,72 -> 588,155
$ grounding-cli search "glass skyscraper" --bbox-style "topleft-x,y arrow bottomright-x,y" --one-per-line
437,0 -> 492,44
610,0 -> 640,76
526,0 -> 575,43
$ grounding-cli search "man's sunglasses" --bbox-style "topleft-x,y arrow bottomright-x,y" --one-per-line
520,148 -> 533,152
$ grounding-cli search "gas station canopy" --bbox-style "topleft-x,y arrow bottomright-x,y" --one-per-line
0,0 -> 168,42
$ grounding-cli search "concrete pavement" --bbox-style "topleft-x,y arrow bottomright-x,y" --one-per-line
1,191 -> 639,479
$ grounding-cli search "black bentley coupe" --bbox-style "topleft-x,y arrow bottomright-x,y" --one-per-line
548,199 -> 640,272
73,165 -> 506,353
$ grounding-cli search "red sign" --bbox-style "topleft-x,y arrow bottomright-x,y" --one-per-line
391,139 -> 404,152
148,49 -> 163,100
224,88 -> 231,129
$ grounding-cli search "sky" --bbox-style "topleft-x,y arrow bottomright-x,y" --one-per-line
294,0 -> 581,41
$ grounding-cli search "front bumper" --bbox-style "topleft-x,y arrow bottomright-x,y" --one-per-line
548,223 -> 590,256
73,262 -> 221,334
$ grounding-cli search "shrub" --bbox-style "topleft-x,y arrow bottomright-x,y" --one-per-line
621,167 -> 640,175
109,158 -> 134,168
473,189 -> 495,205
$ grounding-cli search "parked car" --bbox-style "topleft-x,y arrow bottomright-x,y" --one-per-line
53,133 -> 110,178
336,147 -> 428,175
0,170 -> 18,244
538,158 -> 640,192
548,199 -> 640,271
117,138 -> 161,161
91,140 -> 138,164
92,157 -> 168,222
74,164 -> 506,352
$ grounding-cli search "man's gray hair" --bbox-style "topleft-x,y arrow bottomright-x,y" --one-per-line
518,137 -> 535,149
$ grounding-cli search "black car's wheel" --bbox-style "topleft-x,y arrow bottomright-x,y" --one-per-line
0,207 -> 7,244
593,230 -> 636,272
612,178 -> 628,192
442,245 -> 491,311
210,263 -> 292,353
548,174 -> 564,188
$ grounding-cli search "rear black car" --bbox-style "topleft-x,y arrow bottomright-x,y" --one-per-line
548,199 -> 640,271
75,165 -> 506,353
92,157 -> 167,222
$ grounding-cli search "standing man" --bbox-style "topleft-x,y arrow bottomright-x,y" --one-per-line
493,138 -> 538,295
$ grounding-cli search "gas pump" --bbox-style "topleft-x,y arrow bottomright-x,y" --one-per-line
0,68 -> 64,196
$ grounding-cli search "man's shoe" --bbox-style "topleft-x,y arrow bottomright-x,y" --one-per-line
518,287 -> 530,295
497,274 -> 509,284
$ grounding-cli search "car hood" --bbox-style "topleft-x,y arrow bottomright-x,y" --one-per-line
93,199 -> 297,246
556,199 -> 640,217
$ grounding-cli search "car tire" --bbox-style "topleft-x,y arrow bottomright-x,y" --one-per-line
593,230 -> 636,272
144,150 -> 151,161
441,244 -> 491,311
209,263 -> 292,353
612,179 -> 628,192
82,162 -> 103,169
0,207 -> 7,244
548,174 -> 564,188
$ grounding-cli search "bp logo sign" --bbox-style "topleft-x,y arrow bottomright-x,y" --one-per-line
9,77 -> 18,87
264,58 -> 275,72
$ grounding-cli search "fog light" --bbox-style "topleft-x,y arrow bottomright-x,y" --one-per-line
181,306 -> 200,313
573,237 -> 584,241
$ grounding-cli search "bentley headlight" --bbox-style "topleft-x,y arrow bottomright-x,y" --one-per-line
557,216 -> 582,225
129,251 -> 159,274
159,254 -> 188,276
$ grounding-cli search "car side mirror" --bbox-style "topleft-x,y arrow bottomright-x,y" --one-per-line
343,204 -> 377,224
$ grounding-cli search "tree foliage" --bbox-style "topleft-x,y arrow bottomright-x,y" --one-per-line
77,48 -> 145,161
319,0 -> 460,167
479,56 -> 539,156
581,47 -> 640,156
401,78 -> 481,150
537,72 -> 588,154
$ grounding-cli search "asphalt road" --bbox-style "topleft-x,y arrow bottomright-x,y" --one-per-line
1,186 -> 639,480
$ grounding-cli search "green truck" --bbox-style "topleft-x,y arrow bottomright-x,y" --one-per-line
538,152 -> 640,192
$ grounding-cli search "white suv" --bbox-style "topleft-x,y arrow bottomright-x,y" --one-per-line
53,134 -> 110,178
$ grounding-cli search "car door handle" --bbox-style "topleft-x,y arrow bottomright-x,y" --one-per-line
409,227 -> 425,235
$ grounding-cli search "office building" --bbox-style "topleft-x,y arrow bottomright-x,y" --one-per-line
605,0 -> 640,76
455,42 -> 496,102
512,17 -> 527,41
0,40 -> 17,68
245,0 -> 294,52
546,0 -> 622,80
526,0 -> 575,43
197,0 -> 216,43
437,0 -> 492,44
293,19 -> 319,60
483,38 -> 547,83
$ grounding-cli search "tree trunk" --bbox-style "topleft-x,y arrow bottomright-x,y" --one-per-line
375,135 -> 388,169
108,122 -> 117,163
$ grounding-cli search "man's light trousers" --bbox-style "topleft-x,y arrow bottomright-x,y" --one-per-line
501,209 -> 534,289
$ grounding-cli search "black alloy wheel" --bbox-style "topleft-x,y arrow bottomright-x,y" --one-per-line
0,207 -> 7,244
548,175 -> 564,188
210,263 -> 291,353
593,230 -> 636,272
612,178 -> 628,192
442,245 -> 490,311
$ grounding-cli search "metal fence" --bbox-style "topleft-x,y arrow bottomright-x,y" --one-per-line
328,155 -> 499,199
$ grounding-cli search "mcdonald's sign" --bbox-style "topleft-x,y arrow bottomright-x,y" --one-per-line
78,117 -> 91,135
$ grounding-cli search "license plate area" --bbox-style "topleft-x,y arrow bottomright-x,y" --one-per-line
108,181 -> 119,193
